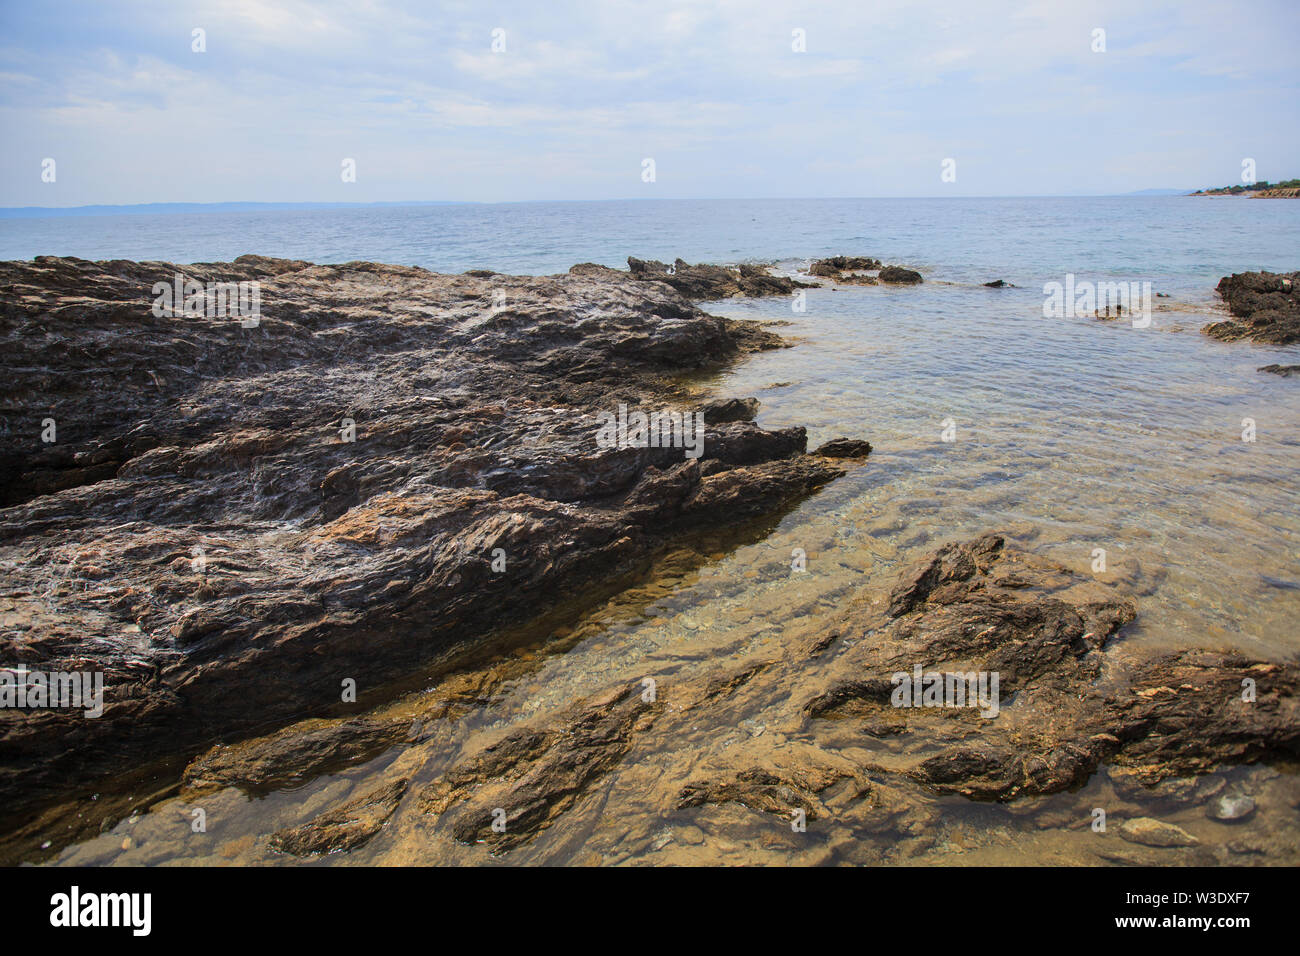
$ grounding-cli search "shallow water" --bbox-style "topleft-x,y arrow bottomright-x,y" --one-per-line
15,197 -> 1300,865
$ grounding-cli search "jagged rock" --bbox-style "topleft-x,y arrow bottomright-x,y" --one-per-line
1204,270 -> 1300,344
1259,364 -> 1300,377
418,682 -> 658,850
808,256 -> 883,285
625,257 -> 808,299
879,266 -> 923,285
0,254 -> 850,851
677,763 -> 853,821
812,437 -> 873,458
158,532 -> 1300,862
809,256 -> 883,285
183,716 -> 409,794
816,256 -> 882,271
983,279 -> 1014,288
700,397 -> 760,423
807,534 -> 1299,801
269,778 -> 408,855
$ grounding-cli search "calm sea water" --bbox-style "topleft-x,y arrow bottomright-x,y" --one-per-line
13,197 -> 1300,865
2,196 -> 1298,299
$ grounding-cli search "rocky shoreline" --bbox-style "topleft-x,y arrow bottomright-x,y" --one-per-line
2,253 -> 1297,865
0,253 -> 868,858
1204,270 -> 1300,345
133,533 -> 1300,863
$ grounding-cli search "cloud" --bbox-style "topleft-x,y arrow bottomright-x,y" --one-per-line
0,0 -> 1297,203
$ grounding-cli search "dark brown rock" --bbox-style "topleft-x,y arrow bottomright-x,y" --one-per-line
0,254 -> 848,852
269,778 -> 408,855
202,533 -> 1299,860
808,256 -> 883,285
700,396 -> 760,423
812,437 -> 873,459
419,682 -> 657,850
1204,270 -> 1300,344
626,257 -> 808,299
879,265 -> 923,284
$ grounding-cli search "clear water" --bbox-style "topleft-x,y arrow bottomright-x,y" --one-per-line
3,196 -> 1298,296
10,196 -> 1299,865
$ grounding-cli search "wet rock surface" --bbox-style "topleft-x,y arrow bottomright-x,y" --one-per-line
809,257 -> 882,285
1259,364 -> 1300,377
805,256 -> 926,288
623,257 -> 808,299
878,266 -> 924,285
1204,270 -> 1300,344
1119,817 -> 1199,848
268,778 -> 409,855
0,254 -> 868,854
134,533 -> 1300,865
811,437 -> 873,459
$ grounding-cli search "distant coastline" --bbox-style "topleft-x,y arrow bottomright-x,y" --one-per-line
1190,179 -> 1300,198
0,200 -> 473,219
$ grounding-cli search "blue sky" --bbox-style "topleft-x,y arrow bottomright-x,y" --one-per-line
1,0 -> 1297,205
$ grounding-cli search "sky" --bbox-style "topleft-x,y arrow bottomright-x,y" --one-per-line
1,0 -> 1297,206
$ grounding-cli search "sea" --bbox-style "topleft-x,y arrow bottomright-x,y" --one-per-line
4,196 -> 1298,864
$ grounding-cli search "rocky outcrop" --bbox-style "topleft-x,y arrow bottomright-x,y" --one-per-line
199,533 -> 1299,863
269,778 -> 409,855
811,437 -> 872,458
849,535 -> 1298,799
416,681 -> 657,851
878,266 -> 923,285
803,257 -> 925,287
0,254 -> 866,851
1204,270 -> 1300,344
809,256 -> 882,285
624,257 -> 808,299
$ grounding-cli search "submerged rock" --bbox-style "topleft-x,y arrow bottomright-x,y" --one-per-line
269,778 -> 409,856
1119,817 -> 1199,848
1259,364 -> 1300,377
394,534 -> 1297,857
1207,793 -> 1256,822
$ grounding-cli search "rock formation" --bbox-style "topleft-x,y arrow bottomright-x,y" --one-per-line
0,254 -> 867,855
1203,270 -> 1300,344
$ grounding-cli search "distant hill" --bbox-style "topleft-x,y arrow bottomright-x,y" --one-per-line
1190,179 -> 1300,198
0,200 -> 473,219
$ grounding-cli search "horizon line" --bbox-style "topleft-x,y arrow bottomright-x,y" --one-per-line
0,191 -> 1201,218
